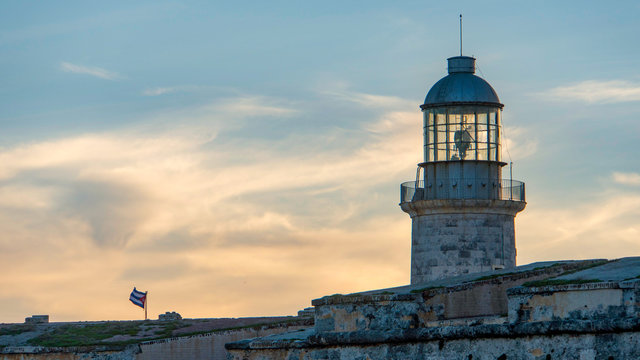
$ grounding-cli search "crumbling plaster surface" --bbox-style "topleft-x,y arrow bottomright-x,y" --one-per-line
507,281 -> 640,323
227,319 -> 640,360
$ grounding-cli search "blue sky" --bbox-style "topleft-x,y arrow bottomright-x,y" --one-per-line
1,1 -> 639,322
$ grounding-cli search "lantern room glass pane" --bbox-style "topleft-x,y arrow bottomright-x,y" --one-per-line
449,114 -> 475,161
477,113 -> 488,161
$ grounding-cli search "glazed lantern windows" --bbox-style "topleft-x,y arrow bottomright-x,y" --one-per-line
423,106 -> 501,162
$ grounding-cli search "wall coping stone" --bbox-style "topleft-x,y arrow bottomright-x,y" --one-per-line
507,279 -> 640,296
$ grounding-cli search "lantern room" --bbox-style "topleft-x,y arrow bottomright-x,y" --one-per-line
400,55 -> 525,203
420,56 -> 503,163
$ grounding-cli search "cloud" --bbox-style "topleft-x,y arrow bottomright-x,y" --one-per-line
540,80 -> 640,104
321,85 -> 415,109
1,88 -> 637,322
517,191 -> 640,265
328,91 -> 413,109
502,126 -> 538,160
0,91 -> 419,321
143,87 -> 178,96
612,171 -> 640,186
61,180 -> 152,248
60,62 -> 121,80
142,86 -> 201,96
210,96 -> 298,117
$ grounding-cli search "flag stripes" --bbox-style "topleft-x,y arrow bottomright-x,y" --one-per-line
129,287 -> 147,309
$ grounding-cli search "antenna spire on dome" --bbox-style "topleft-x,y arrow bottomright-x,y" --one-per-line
459,14 -> 463,56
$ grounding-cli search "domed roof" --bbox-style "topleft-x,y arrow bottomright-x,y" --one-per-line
422,56 -> 502,108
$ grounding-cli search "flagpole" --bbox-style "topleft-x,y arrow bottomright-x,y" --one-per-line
145,292 -> 148,320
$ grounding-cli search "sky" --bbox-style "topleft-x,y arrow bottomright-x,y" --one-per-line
1,1 -> 640,323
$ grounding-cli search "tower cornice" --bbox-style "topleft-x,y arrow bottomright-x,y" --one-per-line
401,199 -> 526,218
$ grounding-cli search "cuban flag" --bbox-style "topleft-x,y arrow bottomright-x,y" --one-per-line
129,287 -> 147,309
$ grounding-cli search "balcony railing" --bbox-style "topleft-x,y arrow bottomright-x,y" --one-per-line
400,178 -> 525,203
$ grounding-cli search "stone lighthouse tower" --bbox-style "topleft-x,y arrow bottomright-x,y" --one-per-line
400,55 -> 526,284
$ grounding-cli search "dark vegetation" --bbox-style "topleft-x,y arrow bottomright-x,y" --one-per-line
21,318 -> 305,347
523,279 -> 602,287
557,260 -> 609,277
474,272 -> 517,281
27,322 -> 145,347
0,324 -> 35,336
522,260 -> 610,287
410,286 -> 444,294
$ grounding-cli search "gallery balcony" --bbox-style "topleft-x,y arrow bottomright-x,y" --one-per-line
400,178 -> 525,204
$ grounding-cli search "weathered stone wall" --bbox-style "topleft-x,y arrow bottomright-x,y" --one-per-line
228,318 -> 640,360
1,322 -> 311,360
229,260 -> 640,360
228,331 -> 640,360
401,199 -> 525,284
0,346 -> 138,360
311,260 -> 600,332
136,323 -> 309,360
508,281 -> 640,323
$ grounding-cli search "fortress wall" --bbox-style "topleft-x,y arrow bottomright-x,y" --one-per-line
0,348 -> 138,360
0,323 -> 310,360
312,261 -> 606,333
228,331 -> 640,360
508,281 -> 640,323
136,324 -> 309,360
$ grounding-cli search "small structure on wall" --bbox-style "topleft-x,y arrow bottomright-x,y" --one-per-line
158,311 -> 182,321
24,315 -> 49,324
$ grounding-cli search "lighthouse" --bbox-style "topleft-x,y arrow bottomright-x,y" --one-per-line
400,55 -> 526,284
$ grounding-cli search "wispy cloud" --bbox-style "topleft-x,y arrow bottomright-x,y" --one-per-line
317,81 -> 414,109
540,80 -> 640,103
517,193 -> 640,265
211,96 -> 297,117
502,126 -> 538,160
326,90 -> 413,109
60,62 -> 121,80
143,87 -> 177,96
142,86 -> 200,96
613,171 -> 640,186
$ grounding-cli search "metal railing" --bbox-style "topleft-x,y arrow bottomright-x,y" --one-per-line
400,178 -> 525,203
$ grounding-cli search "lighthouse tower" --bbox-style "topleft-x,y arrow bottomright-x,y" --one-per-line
400,55 -> 526,284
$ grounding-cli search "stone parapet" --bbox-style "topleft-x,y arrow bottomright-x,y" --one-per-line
507,280 -> 640,324
310,260 -> 607,333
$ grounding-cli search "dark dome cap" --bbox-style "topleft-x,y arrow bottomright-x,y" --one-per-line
421,56 -> 503,109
